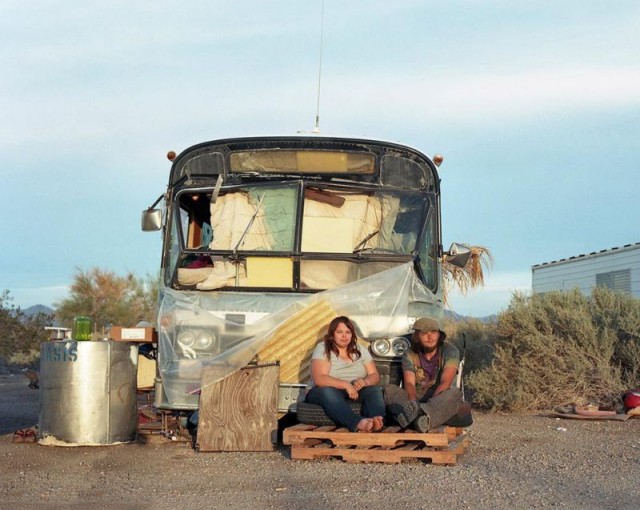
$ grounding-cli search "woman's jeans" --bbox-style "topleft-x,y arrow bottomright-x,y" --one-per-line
306,385 -> 385,432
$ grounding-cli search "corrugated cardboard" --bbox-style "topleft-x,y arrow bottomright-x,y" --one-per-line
137,355 -> 156,389
256,300 -> 336,384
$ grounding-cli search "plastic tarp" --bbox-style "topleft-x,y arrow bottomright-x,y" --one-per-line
157,262 -> 441,407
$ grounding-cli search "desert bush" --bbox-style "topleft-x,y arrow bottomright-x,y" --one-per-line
467,288 -> 640,411
8,348 -> 41,366
445,318 -> 496,375
0,290 -> 52,363
56,268 -> 159,335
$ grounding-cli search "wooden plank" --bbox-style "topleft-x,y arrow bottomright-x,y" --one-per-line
197,364 -> 279,452
285,423 -> 317,432
378,425 -> 402,450
420,450 -> 458,465
550,412 -> 630,421
284,428 -> 450,448
394,441 -> 421,451
302,438 -> 325,447
445,427 -> 464,440
291,445 -> 323,460
447,433 -> 470,455
290,444 -> 460,465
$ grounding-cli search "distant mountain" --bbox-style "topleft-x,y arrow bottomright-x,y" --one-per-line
445,309 -> 497,324
22,305 -> 55,317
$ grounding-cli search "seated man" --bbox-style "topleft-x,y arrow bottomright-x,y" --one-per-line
384,317 -> 471,432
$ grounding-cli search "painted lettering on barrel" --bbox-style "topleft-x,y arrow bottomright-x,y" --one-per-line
41,343 -> 78,362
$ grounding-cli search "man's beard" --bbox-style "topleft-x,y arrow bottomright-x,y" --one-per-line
421,344 -> 438,354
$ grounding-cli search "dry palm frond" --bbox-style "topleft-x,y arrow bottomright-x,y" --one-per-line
442,245 -> 493,304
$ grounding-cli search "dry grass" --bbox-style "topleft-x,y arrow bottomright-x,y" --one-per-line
442,245 -> 493,304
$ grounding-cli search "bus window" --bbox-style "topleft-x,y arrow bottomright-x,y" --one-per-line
301,191 -> 381,253
209,184 -> 298,252
166,205 -> 187,285
301,188 -> 428,256
418,209 -> 438,291
381,154 -> 434,190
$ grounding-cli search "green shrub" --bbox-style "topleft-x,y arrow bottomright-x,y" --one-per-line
0,290 -> 52,363
467,288 -> 640,411
446,318 -> 496,376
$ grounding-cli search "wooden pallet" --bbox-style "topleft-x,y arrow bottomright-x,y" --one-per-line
283,424 -> 469,465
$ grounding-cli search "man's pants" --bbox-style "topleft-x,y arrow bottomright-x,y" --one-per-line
383,384 -> 468,429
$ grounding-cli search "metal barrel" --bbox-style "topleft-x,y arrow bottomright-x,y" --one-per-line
39,341 -> 138,445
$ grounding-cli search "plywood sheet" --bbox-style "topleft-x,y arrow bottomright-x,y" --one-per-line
197,363 -> 279,452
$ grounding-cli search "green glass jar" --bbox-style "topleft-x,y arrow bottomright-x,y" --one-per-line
73,316 -> 93,341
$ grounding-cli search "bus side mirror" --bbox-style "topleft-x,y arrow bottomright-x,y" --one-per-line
445,242 -> 471,268
142,209 -> 163,231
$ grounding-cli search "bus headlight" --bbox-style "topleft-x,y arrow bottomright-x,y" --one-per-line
176,327 -> 218,358
371,337 -> 410,358
177,330 -> 196,348
195,331 -> 214,350
371,339 -> 391,357
391,337 -> 410,356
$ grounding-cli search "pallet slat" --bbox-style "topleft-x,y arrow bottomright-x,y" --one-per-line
284,427 -> 452,448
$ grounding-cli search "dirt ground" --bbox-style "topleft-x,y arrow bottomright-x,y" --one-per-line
1,373 -> 639,510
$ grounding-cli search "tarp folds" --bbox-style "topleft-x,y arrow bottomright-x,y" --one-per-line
157,263 -> 440,407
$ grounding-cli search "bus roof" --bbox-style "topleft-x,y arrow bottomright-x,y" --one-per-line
169,135 -> 441,192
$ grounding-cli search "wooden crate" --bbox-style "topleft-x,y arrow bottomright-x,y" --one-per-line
283,424 -> 469,465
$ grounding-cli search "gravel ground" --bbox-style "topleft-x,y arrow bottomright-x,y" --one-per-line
1,374 -> 639,510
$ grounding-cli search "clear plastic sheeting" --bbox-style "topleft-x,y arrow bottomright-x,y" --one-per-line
157,262 -> 441,408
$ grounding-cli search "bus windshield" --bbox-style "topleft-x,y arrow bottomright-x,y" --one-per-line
169,182 -> 435,291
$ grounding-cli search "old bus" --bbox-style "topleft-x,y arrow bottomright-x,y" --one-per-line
142,136 -> 469,412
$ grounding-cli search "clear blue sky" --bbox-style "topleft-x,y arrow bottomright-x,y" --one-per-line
2,1 -> 639,317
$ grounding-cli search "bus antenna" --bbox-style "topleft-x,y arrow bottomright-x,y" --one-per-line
312,0 -> 325,134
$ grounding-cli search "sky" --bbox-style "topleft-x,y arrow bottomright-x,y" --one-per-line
1,0 -> 639,317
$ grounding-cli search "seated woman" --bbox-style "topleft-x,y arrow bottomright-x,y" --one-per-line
306,316 -> 385,432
